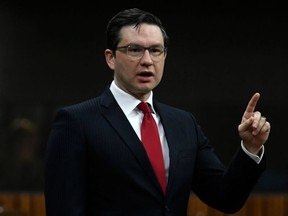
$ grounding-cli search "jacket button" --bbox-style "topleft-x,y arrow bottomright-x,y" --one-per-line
164,205 -> 170,213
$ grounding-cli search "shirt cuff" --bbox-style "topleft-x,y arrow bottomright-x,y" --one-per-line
241,141 -> 264,164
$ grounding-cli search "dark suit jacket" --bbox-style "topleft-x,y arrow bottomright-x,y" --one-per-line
44,87 -> 266,216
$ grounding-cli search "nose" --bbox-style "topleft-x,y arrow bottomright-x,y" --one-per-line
140,49 -> 153,63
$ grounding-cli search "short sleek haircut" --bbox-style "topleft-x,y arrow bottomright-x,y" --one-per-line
105,8 -> 169,51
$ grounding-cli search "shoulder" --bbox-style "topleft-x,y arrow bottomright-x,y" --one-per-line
51,97 -> 102,123
155,101 -> 198,123
156,102 -> 194,116
64,97 -> 101,113
58,85 -> 113,115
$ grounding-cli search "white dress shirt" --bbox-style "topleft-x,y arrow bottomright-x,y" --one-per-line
109,81 -> 170,180
109,80 -> 264,181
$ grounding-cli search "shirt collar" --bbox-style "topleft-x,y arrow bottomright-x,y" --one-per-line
109,81 -> 155,115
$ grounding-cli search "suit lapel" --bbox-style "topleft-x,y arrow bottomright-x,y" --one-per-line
99,88 -> 163,193
154,102 -> 182,195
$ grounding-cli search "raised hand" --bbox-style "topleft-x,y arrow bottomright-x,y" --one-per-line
238,92 -> 271,155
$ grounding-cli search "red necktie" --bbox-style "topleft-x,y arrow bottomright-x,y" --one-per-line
137,101 -> 166,194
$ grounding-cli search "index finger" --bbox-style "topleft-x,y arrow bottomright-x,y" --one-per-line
243,92 -> 260,119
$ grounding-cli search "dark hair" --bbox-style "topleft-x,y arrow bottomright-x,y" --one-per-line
105,8 -> 169,51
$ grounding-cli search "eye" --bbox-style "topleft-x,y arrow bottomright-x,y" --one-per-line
128,45 -> 143,53
149,46 -> 163,55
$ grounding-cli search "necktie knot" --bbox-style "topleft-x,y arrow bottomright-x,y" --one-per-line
137,101 -> 151,113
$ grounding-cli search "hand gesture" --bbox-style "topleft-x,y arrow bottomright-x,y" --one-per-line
238,93 -> 271,155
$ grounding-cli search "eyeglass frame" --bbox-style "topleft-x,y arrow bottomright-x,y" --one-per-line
115,44 -> 167,61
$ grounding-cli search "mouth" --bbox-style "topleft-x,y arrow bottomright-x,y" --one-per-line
138,71 -> 153,77
137,71 -> 154,82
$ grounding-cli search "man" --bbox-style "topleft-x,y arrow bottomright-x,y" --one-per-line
44,8 -> 271,216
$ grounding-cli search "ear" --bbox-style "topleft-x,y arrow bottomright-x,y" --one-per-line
104,49 -> 115,70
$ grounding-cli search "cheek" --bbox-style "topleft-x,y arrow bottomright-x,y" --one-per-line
115,62 -> 131,76
114,56 -> 134,71
114,63 -> 135,82
155,63 -> 165,80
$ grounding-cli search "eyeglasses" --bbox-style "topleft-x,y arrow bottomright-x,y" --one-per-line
115,44 -> 167,62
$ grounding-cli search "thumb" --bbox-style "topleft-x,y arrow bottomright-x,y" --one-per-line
238,117 -> 254,133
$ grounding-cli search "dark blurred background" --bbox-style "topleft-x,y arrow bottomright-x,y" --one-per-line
0,1 -> 287,193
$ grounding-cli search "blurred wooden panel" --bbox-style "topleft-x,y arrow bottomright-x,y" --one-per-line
0,192 -> 287,216
29,193 -> 45,216
188,193 -> 288,216
187,195 -> 208,216
0,193 -> 44,216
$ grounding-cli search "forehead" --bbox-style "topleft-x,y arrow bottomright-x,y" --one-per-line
119,23 -> 164,45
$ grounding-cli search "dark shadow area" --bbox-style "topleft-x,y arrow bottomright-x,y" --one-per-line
0,2 -> 287,193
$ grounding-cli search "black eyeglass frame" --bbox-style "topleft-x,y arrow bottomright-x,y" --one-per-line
115,44 -> 167,61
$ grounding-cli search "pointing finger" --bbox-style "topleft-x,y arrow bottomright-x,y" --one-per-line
242,92 -> 260,120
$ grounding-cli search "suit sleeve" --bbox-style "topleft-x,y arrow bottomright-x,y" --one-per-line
44,108 -> 87,216
191,121 -> 266,214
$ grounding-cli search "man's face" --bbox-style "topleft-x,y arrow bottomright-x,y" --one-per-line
105,23 -> 166,101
